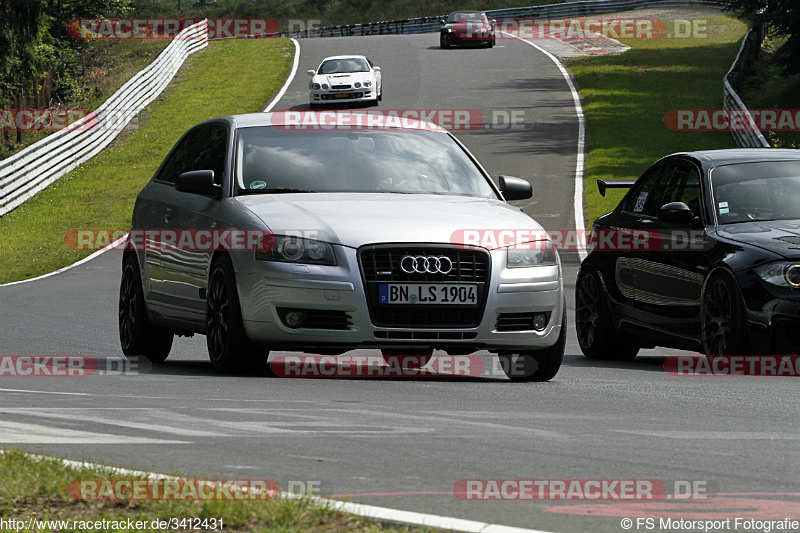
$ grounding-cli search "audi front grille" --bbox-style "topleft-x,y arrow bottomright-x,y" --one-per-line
358,245 -> 490,328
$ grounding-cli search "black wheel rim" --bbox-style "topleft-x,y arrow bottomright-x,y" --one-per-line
703,278 -> 732,355
119,264 -> 136,349
207,269 -> 229,361
576,273 -> 600,348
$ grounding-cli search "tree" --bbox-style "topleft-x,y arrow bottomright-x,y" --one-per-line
725,0 -> 800,75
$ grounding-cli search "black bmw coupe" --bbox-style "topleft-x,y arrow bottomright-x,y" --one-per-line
576,149 -> 800,358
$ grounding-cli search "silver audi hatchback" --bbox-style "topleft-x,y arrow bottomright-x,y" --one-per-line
119,112 -> 565,381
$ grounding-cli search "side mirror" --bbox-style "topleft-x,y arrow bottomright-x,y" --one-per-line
658,201 -> 694,224
307,69 -> 316,76
373,66 -> 381,72
175,170 -> 220,197
499,175 -> 532,201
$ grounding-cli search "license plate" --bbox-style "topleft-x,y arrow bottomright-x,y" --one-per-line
335,92 -> 349,98
379,284 -> 478,305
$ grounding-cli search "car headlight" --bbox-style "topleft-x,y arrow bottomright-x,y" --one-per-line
311,83 -> 320,90
363,80 -> 372,87
446,28 -> 454,32
507,241 -> 558,268
755,262 -> 800,288
354,82 -> 361,88
321,83 -> 329,90
255,236 -> 337,266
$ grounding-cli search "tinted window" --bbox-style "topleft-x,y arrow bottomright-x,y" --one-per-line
623,163 -> 701,218
711,161 -> 800,223
319,58 -> 369,74
154,123 -> 227,184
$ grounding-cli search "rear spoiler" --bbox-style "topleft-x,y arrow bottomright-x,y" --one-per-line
597,179 -> 637,197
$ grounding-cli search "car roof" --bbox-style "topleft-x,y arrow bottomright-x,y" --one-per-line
672,148 -> 800,167
225,112 -> 446,132
319,55 -> 369,61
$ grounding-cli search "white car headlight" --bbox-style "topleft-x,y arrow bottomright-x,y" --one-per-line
507,241 -> 558,268
321,83 -> 329,90
255,236 -> 336,266
755,262 -> 800,288
311,83 -> 320,90
363,80 -> 372,87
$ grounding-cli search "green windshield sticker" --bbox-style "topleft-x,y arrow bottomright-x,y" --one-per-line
250,181 -> 267,190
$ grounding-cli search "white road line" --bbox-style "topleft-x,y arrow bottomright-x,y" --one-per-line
3,451 -> 557,533
263,38 -> 300,112
0,388 -> 90,396
0,421 -> 189,444
502,31 -> 588,262
1,38 -> 302,288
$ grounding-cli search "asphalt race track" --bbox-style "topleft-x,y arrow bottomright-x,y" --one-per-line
2,33 -> 800,532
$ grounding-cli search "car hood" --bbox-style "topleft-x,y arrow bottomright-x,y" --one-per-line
717,219 -> 800,259
313,72 -> 374,86
234,193 -> 545,249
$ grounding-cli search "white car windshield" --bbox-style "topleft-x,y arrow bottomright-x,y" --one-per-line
319,58 -> 370,74
234,126 -> 498,198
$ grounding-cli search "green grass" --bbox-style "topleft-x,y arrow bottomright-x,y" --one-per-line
0,449 -> 426,532
0,38 -> 293,284
567,15 -> 748,227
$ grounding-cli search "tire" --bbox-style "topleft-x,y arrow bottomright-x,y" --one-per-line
382,348 -> 433,371
206,255 -> 271,374
498,311 -> 566,382
575,267 -> 639,360
701,270 -> 749,355
377,87 -> 382,101
119,254 -> 173,363
440,35 -> 450,49
486,39 -> 494,48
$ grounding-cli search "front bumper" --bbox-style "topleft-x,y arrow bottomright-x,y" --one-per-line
738,270 -> 800,354
441,30 -> 494,46
310,89 -> 376,104
236,245 -> 563,353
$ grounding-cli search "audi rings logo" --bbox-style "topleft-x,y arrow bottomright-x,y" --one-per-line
400,255 -> 454,274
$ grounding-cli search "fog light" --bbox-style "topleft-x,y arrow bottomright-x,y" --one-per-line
533,313 -> 547,331
284,311 -> 306,328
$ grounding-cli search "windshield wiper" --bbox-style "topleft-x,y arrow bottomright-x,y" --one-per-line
239,187 -> 316,194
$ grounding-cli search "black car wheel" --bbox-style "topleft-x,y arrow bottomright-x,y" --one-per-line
119,254 -> 173,362
575,267 -> 639,360
440,34 -> 451,49
207,255 -> 271,374
499,310 -> 566,382
701,270 -> 749,355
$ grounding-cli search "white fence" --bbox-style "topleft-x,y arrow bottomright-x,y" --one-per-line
723,26 -> 770,147
0,19 -> 209,217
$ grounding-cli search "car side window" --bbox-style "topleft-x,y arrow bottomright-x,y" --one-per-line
622,165 -> 668,217
154,123 -> 227,184
660,164 -> 702,218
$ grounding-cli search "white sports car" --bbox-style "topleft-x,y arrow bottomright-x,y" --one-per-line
308,55 -> 382,107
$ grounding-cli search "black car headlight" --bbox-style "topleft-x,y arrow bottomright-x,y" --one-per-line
255,236 -> 337,266
321,83 -> 329,90
311,82 -> 320,90
507,241 -> 558,268
755,262 -> 800,288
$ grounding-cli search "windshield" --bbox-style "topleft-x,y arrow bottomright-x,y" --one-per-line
447,12 -> 488,23
711,161 -> 800,223
234,126 -> 498,198
319,58 -> 370,74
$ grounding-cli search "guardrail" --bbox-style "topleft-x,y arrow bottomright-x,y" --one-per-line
723,22 -> 770,148
278,0 -> 726,39
0,20 -> 208,217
